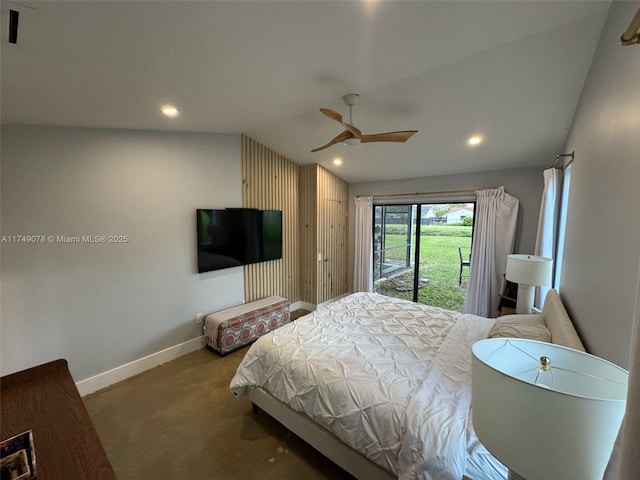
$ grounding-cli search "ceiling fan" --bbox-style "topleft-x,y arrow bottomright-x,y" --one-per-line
311,94 -> 418,153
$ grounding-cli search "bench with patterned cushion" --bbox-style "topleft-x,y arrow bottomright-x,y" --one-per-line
204,296 -> 290,355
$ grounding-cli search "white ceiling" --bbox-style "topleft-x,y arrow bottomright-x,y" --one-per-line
0,1 -> 610,183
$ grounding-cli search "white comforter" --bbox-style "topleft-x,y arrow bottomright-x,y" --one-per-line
230,292 -> 505,479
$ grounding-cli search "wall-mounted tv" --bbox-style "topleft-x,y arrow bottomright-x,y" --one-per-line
196,208 -> 283,273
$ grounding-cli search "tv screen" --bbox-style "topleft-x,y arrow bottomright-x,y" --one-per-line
196,208 -> 283,273
260,210 -> 283,262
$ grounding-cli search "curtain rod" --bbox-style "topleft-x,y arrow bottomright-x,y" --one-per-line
356,187 -> 497,199
357,153 -> 574,200
552,150 -> 575,169
620,6 -> 640,45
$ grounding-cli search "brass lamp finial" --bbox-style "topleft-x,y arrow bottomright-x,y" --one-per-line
540,356 -> 551,371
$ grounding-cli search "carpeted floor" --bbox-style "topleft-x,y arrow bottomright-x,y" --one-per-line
83,310 -> 355,480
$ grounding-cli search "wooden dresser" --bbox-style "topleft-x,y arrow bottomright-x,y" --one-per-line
1,359 -> 116,479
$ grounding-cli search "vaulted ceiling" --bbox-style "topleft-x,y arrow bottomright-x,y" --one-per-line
1,1 -> 610,182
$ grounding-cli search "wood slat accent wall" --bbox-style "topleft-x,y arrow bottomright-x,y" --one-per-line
298,164 -> 318,304
298,164 -> 349,304
242,137 -> 348,306
316,166 -> 349,303
241,135 -> 299,303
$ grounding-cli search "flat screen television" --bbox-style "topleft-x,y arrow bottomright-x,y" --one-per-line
196,208 -> 283,273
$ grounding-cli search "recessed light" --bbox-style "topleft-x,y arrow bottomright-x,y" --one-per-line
333,158 -> 343,166
161,105 -> 179,117
467,135 -> 483,147
467,135 -> 484,147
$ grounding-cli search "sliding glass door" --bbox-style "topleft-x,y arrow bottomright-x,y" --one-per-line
373,202 -> 474,311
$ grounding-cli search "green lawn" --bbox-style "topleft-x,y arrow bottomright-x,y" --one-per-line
374,226 -> 472,311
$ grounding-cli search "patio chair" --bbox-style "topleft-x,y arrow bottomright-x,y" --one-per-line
458,246 -> 470,285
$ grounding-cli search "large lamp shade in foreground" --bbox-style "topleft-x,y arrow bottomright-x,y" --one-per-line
472,339 -> 628,480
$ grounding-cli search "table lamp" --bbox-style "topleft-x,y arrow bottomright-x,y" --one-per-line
472,338 -> 628,480
505,254 -> 552,313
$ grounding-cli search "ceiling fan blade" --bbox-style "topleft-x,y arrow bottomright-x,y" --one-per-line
320,108 -> 361,138
319,108 -> 345,125
342,123 -> 362,138
360,130 -> 418,143
310,130 -> 354,153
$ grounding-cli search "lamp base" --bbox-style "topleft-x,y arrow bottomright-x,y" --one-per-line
515,284 -> 535,314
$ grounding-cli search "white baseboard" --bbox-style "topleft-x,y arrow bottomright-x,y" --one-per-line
76,336 -> 204,397
77,293 -> 354,397
317,292 -> 351,309
291,300 -> 316,311
290,292 -> 353,313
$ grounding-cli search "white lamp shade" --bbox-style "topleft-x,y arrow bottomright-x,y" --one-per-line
505,254 -> 553,286
472,339 -> 628,480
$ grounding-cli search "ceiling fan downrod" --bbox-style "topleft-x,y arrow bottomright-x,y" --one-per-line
343,93 -> 359,126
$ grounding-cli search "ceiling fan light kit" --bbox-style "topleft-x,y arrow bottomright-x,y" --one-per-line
311,94 -> 418,153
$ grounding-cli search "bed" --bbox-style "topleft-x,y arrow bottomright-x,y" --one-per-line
229,290 -> 584,480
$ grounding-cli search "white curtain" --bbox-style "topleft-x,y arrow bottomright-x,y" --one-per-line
618,290 -> 640,478
605,259 -> 640,479
463,187 -> 519,317
353,196 -> 373,292
534,168 -> 563,307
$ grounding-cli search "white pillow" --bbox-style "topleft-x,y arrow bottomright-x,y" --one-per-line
488,314 -> 552,342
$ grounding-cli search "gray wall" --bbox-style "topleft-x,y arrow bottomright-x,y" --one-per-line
348,166 -> 545,291
1,126 -> 244,381
559,1 -> 640,368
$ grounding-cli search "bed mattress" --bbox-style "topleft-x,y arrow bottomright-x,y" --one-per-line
230,292 -> 506,479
